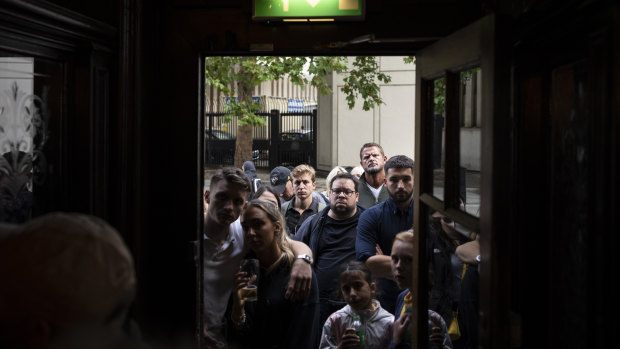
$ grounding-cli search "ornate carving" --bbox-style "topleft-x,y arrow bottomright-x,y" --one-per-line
0,81 -> 48,222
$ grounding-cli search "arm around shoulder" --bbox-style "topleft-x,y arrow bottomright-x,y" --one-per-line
286,238 -> 313,301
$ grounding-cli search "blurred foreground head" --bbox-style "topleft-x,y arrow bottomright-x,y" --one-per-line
0,212 -> 137,349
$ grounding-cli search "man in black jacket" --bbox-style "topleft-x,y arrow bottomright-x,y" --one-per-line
293,172 -> 364,326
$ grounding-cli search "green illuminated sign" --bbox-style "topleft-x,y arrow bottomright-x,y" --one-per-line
253,0 -> 364,21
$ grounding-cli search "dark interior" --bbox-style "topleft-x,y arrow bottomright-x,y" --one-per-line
0,0 -> 617,347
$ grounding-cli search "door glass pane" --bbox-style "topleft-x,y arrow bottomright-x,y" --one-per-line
430,77 -> 446,200
458,68 -> 481,216
0,55 -> 61,223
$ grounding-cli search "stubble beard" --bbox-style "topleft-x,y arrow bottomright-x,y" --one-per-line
389,190 -> 414,204
365,166 -> 382,175
330,203 -> 356,219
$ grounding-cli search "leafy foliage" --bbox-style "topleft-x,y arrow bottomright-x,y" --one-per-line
434,78 -> 447,116
205,56 -> 392,126
342,57 -> 392,110
205,56 -> 397,167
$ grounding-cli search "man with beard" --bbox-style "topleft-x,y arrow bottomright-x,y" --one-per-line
293,172 -> 363,326
357,142 -> 390,209
203,167 -> 314,348
355,155 -> 415,315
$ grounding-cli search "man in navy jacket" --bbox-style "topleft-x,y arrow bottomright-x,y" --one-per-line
356,155 -> 415,315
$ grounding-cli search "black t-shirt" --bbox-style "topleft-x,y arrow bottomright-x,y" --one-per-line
284,198 -> 320,236
314,211 -> 361,300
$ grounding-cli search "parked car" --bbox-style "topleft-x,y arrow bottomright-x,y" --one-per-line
280,129 -> 313,141
204,129 -> 259,164
205,129 -> 235,140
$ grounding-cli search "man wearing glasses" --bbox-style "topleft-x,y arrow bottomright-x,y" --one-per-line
293,172 -> 364,326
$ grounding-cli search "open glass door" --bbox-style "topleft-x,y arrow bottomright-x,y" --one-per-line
413,14 -> 511,349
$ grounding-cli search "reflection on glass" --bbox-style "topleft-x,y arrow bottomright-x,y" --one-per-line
0,55 -> 61,222
0,57 -> 50,223
458,68 -> 481,217
431,77 -> 446,201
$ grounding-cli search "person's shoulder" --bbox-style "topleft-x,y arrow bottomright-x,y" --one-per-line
373,300 -> 395,322
293,213 -> 318,239
359,201 -> 383,218
230,218 -> 243,235
428,309 -> 447,326
358,173 -> 368,184
397,289 -> 409,301
230,219 -> 245,246
281,198 -> 294,214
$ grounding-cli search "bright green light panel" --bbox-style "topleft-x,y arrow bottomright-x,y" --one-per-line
253,0 -> 364,21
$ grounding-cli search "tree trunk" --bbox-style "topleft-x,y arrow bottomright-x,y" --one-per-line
234,64 -> 255,168
234,124 -> 253,168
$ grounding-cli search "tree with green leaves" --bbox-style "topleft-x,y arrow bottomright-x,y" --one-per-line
204,56 -> 391,168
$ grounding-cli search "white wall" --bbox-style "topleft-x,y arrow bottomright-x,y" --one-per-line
460,128 -> 481,171
317,56 -> 416,171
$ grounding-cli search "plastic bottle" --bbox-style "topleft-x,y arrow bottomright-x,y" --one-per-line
352,315 -> 365,347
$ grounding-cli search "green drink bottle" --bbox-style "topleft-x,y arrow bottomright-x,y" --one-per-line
352,315 -> 365,347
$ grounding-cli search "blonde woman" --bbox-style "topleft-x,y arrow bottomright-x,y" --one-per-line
231,199 -> 320,348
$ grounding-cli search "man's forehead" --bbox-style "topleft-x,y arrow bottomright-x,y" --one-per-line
386,167 -> 414,177
211,179 -> 249,195
293,173 -> 314,181
362,146 -> 382,155
332,178 -> 355,188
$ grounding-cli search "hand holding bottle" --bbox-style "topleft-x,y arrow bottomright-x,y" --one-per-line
338,328 -> 361,349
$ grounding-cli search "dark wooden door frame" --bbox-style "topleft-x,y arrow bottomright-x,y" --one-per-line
414,14 -> 512,349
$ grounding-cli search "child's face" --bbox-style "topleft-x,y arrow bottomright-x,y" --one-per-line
340,271 -> 375,312
391,240 -> 414,290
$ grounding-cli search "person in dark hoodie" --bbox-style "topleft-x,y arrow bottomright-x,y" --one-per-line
242,160 -> 262,200
293,172 -> 364,326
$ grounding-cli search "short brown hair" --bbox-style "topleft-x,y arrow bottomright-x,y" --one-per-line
210,167 -> 251,193
359,142 -> 385,160
291,164 -> 316,183
384,155 -> 415,175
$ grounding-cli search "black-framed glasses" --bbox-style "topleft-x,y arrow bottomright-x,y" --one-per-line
330,189 -> 356,197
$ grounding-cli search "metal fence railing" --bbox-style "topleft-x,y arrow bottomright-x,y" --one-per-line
204,109 -> 317,169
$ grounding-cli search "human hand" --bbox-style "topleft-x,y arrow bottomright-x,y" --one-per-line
285,258 -> 312,301
203,324 -> 218,345
233,266 -> 247,306
375,244 -> 384,255
203,323 -> 226,348
393,313 -> 411,345
338,328 -> 360,349
429,326 -> 444,347
440,216 -> 456,234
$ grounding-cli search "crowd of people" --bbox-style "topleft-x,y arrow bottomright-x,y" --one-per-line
202,141 -> 480,349
0,142 -> 479,349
